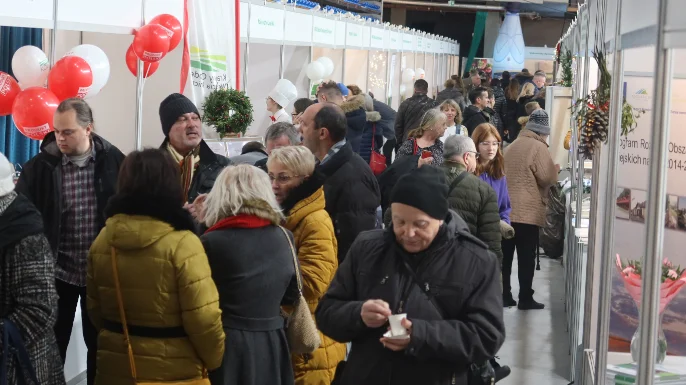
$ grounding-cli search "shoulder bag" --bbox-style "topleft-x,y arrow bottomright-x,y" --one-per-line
369,124 -> 387,176
278,227 -> 321,354
110,247 -> 210,385
1,319 -> 39,385
448,170 -> 469,194
397,257 -> 495,385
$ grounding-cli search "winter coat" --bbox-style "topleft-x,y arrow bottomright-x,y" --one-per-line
441,162 -> 502,262
435,88 -> 466,112
462,105 -> 489,137
160,139 -> 231,204
341,94 -> 368,154
315,211 -> 505,385
515,73 -> 534,90
503,97 -> 519,141
397,137 -> 444,166
318,143 -> 380,262
372,99 -> 397,140
394,93 -> 439,143
359,111 -> 385,164
87,194 -> 225,385
229,149 -> 267,165
504,129 -> 558,227
377,153 -> 419,217
281,173 -> 347,385
482,107 -> 502,135
492,87 -> 507,133
15,132 -> 124,255
201,219 -> 298,385
0,192 -> 65,385
516,95 -> 537,120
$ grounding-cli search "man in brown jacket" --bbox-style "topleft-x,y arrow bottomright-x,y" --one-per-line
502,110 -> 559,310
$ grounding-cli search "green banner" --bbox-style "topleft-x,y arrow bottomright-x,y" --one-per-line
464,11 -> 488,77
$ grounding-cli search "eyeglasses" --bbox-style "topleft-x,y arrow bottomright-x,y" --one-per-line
469,151 -> 481,159
479,141 -> 501,147
268,174 -> 301,184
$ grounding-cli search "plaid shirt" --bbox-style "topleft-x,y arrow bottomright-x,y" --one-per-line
320,139 -> 347,165
57,147 -> 98,287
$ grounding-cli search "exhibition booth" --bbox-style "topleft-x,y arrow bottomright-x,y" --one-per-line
552,0 -> 686,383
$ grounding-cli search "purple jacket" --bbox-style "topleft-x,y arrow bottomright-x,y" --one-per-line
479,173 -> 512,224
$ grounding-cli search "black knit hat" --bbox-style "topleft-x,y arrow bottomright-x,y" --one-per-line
390,166 -> 449,220
159,93 -> 200,137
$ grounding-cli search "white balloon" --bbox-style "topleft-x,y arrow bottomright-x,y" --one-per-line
416,68 -> 426,79
65,44 -> 110,98
12,46 -> 49,89
401,69 -> 415,84
316,57 -> 335,78
306,61 -> 325,81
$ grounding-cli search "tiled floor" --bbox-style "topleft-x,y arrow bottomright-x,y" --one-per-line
497,255 -> 572,385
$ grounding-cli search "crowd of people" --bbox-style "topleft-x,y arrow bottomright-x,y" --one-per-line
0,67 -> 559,385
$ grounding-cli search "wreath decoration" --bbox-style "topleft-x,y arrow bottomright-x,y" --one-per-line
202,88 -> 254,137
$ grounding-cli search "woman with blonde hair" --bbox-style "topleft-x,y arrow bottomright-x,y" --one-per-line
516,83 -> 537,119
396,108 -> 447,166
439,99 -> 468,141
199,164 -> 298,385
267,146 -> 346,385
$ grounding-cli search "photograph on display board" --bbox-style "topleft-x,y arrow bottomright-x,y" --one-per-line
628,189 -> 647,224
615,187 -> 631,220
667,195 -> 679,230
609,74 -> 686,356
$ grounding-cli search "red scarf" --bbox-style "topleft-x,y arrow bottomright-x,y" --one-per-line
205,214 -> 272,234
270,115 -> 276,122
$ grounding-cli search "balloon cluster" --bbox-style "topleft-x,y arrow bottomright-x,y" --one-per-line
126,14 -> 182,78
306,57 -> 335,81
0,44 -> 110,140
399,68 -> 425,97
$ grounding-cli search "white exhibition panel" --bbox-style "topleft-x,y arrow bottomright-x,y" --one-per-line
402,34 -> 414,52
284,11 -> 313,45
370,28 -> 385,50
335,21 -> 346,47
0,0 -> 54,28
390,31 -> 401,51
344,49 -> 369,92
665,0 -> 686,49
346,23 -> 363,48
239,2 -> 249,38
249,4 -> 285,42
312,17 -> 335,47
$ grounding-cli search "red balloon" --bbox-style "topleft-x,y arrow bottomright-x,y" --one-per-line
12,87 -> 59,140
133,24 -> 171,63
48,56 -> 93,101
149,14 -> 183,51
0,72 -> 21,116
126,45 -> 159,78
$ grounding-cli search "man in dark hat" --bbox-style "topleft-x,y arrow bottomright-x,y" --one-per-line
316,166 -> 505,385
159,93 -> 231,213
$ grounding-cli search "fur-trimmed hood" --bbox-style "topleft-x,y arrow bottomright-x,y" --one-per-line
366,111 -> 381,122
103,193 -> 197,250
341,94 -> 366,114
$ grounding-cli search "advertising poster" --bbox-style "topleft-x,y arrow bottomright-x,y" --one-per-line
609,75 -> 686,354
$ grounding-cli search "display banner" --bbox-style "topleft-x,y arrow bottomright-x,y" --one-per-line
370,28 -> 385,49
390,31 -> 401,51
346,23 -> 363,48
609,75 -> 686,355
183,0 -> 237,139
313,17 -> 335,46
335,21 -> 346,47
249,5 -> 284,40
285,12 -> 312,44
402,33 -> 413,51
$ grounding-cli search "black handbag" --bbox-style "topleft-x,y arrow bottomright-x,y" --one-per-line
398,257 -> 495,385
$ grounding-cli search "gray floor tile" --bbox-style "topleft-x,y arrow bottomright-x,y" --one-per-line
497,256 -> 571,385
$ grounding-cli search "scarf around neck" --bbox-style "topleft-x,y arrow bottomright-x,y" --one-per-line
167,142 -> 200,202
205,214 -> 273,234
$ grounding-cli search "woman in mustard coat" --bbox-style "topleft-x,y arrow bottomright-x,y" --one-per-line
268,146 -> 347,385
87,149 -> 225,385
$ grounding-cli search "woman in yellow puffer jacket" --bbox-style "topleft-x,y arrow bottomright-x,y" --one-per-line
87,149 -> 225,385
268,146 -> 347,385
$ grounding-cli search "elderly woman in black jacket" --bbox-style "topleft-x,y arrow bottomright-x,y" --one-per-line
316,166 -> 505,385
199,164 -> 299,385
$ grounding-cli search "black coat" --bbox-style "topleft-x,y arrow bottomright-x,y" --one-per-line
435,88 -> 466,112
462,105 -> 489,137
341,94 -> 368,154
377,153 -> 419,216
315,211 -> 505,385
394,94 -> 439,143
372,99 -> 397,140
201,225 -> 299,385
160,139 -> 231,204
317,143 -> 380,262
15,132 -> 125,255
503,97 -> 519,141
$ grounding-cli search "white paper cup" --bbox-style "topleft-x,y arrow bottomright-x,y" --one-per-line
388,313 -> 408,336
